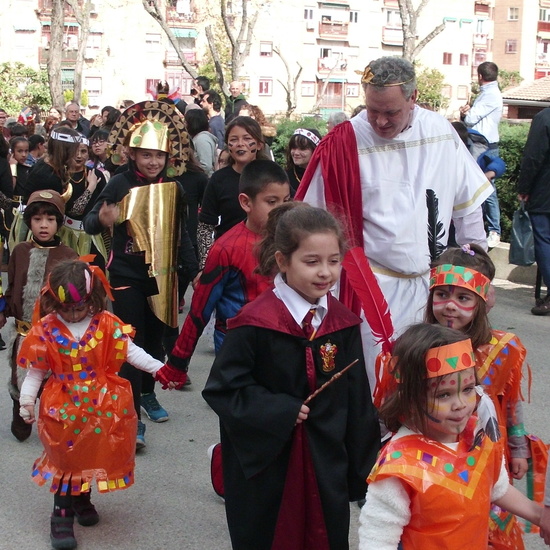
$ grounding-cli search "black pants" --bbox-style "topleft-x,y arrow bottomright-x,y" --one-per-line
111,285 -> 167,419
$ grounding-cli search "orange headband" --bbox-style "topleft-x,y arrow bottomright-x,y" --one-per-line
425,339 -> 475,379
429,264 -> 491,300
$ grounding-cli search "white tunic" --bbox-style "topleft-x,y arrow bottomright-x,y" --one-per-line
302,107 -> 492,389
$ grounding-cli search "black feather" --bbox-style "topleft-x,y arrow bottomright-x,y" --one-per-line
426,189 -> 446,261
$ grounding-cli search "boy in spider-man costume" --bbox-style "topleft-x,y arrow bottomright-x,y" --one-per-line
165,160 -> 290,376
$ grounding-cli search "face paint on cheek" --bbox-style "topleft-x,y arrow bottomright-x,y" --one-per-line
425,390 -> 442,423
247,141 -> 257,155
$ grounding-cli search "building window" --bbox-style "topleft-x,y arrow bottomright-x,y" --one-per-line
460,54 -> 469,66
259,42 -> 272,57
85,33 -> 102,59
474,2 -> 490,16
385,9 -> 402,27
346,83 -> 359,97
540,8 -> 550,22
85,76 -> 102,105
301,81 -> 315,97
505,39 -> 518,54
350,11 -> 358,23
61,69 -> 75,92
457,85 -> 469,100
443,52 -> 452,65
15,31 -> 35,50
304,8 -> 313,19
165,72 -> 193,95
259,78 -> 272,96
145,33 -> 161,52
442,85 -> 452,99
508,7 -> 519,20
146,78 -> 157,96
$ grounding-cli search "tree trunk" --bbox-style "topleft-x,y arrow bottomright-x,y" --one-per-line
205,25 -> 227,94
212,0 -> 257,97
398,0 -> 446,62
312,55 -> 341,113
48,0 -> 64,110
66,0 -> 91,106
274,47 -> 302,118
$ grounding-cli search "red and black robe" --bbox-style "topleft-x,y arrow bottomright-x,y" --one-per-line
202,289 -> 380,550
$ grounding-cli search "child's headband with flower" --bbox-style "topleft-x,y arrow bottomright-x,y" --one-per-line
292,128 -> 320,147
425,339 -> 476,379
44,261 -> 115,307
429,264 -> 491,301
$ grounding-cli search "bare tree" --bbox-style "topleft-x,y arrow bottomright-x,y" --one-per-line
398,0 -> 446,61
273,47 -> 302,119
48,0 -> 64,110
205,0 -> 258,96
142,0 -> 198,79
312,54 -> 342,113
65,0 -> 91,105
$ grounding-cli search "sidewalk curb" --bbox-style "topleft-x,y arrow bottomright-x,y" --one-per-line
488,242 -> 538,286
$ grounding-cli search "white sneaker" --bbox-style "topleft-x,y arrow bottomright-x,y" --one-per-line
487,231 -> 500,249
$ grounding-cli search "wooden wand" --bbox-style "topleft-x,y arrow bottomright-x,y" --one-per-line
303,359 -> 359,405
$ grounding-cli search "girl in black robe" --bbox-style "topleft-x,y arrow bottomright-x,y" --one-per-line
203,204 -> 380,550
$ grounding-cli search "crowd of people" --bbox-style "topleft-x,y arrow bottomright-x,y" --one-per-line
1,56 -> 550,550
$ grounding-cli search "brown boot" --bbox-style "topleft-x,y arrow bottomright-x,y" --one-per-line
11,398 -> 32,441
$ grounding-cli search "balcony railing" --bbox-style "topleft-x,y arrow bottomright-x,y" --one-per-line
39,46 -> 78,65
382,26 -> 403,46
319,20 -> 348,39
473,33 -> 488,46
538,21 -> 550,33
317,58 -> 348,74
164,50 -> 197,67
165,7 -> 196,24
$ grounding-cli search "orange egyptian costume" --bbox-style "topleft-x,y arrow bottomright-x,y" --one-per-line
18,311 -> 137,495
368,417 -> 503,550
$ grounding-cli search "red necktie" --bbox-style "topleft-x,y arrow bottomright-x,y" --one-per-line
301,308 -> 317,341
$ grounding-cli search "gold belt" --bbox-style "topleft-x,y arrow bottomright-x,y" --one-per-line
15,318 -> 32,336
370,266 -> 429,279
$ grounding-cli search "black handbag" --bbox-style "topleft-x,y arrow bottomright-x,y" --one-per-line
509,201 -> 535,266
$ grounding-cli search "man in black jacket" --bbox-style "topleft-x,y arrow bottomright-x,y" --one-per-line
518,107 -> 550,315
224,81 -> 247,124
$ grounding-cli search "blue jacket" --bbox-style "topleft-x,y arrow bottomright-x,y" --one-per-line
467,128 -> 506,179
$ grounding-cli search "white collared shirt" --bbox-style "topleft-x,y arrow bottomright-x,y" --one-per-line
463,80 -> 503,144
272,273 -> 328,332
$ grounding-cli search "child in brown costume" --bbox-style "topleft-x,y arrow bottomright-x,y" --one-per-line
5,189 -> 77,440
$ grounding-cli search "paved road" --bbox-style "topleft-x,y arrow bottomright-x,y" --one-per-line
1,281 -> 549,549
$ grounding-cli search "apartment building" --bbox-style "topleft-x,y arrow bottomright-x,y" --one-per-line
0,0 -> 497,117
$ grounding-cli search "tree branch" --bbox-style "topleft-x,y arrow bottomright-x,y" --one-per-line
412,22 -> 446,59
141,0 -> 198,79
273,46 -> 302,117
205,25 -> 226,92
65,0 -> 90,104
221,0 -> 236,50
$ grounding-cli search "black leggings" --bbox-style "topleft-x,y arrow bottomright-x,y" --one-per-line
111,285 -> 168,419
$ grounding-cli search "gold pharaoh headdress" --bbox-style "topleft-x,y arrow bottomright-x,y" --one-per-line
109,100 -> 190,177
